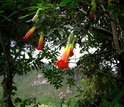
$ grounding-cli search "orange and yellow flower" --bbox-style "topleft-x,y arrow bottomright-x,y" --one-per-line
55,44 -> 71,69
23,26 -> 36,40
55,33 -> 75,69
36,32 -> 44,50
23,24 -> 41,40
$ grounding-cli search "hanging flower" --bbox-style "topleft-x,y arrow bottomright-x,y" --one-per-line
23,26 -> 36,40
36,32 -> 44,50
55,33 -> 75,69
90,0 -> 96,21
23,24 -> 41,40
55,44 -> 71,69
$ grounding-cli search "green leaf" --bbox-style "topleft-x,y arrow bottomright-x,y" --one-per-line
102,98 -> 110,107
12,86 -> 17,91
66,97 -> 72,107
15,97 -> 22,103
1,15 -> 11,22
110,92 -> 122,107
27,52 -> 32,59
0,11 -> 4,13
60,0 -> 73,5
114,103 -> 120,107
69,0 -> 80,9
19,12 -> 35,19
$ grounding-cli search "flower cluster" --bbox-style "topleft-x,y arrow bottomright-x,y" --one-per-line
23,9 -> 44,50
23,9 -> 76,69
23,25 -> 44,50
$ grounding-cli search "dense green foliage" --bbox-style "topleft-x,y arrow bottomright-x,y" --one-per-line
0,0 -> 124,107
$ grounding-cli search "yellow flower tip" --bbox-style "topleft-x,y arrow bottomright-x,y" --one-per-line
32,14 -> 38,22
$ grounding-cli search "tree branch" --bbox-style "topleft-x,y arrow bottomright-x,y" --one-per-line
77,49 -> 115,65
96,70 -> 124,82
91,26 -> 113,37
0,30 -> 10,74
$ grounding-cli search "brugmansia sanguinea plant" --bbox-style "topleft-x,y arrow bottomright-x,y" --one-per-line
23,24 -> 44,50
55,44 -> 70,69
55,33 -> 75,69
23,24 -> 41,40
23,26 -> 36,40
36,32 -> 44,50
90,0 -> 96,21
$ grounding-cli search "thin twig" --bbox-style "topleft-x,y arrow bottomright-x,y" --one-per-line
96,70 -> 124,82
91,26 -> 112,37
77,49 -> 115,65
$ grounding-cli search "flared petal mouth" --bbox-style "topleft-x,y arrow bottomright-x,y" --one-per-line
55,60 -> 69,69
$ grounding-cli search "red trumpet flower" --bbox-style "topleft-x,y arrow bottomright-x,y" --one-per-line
55,44 -> 71,69
36,32 -> 44,50
23,24 -> 41,40
23,26 -> 36,40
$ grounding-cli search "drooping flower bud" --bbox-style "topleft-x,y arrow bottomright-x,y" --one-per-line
32,9 -> 41,22
90,0 -> 96,21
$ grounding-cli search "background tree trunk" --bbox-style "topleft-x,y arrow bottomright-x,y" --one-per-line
0,30 -> 15,107
2,76 -> 15,107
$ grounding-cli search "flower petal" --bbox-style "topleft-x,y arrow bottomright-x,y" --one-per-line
55,60 -> 69,69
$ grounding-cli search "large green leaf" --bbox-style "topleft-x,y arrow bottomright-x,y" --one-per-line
1,15 -> 11,21
69,0 -> 80,9
102,98 -> 110,107
110,92 -> 122,107
60,0 -> 73,5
